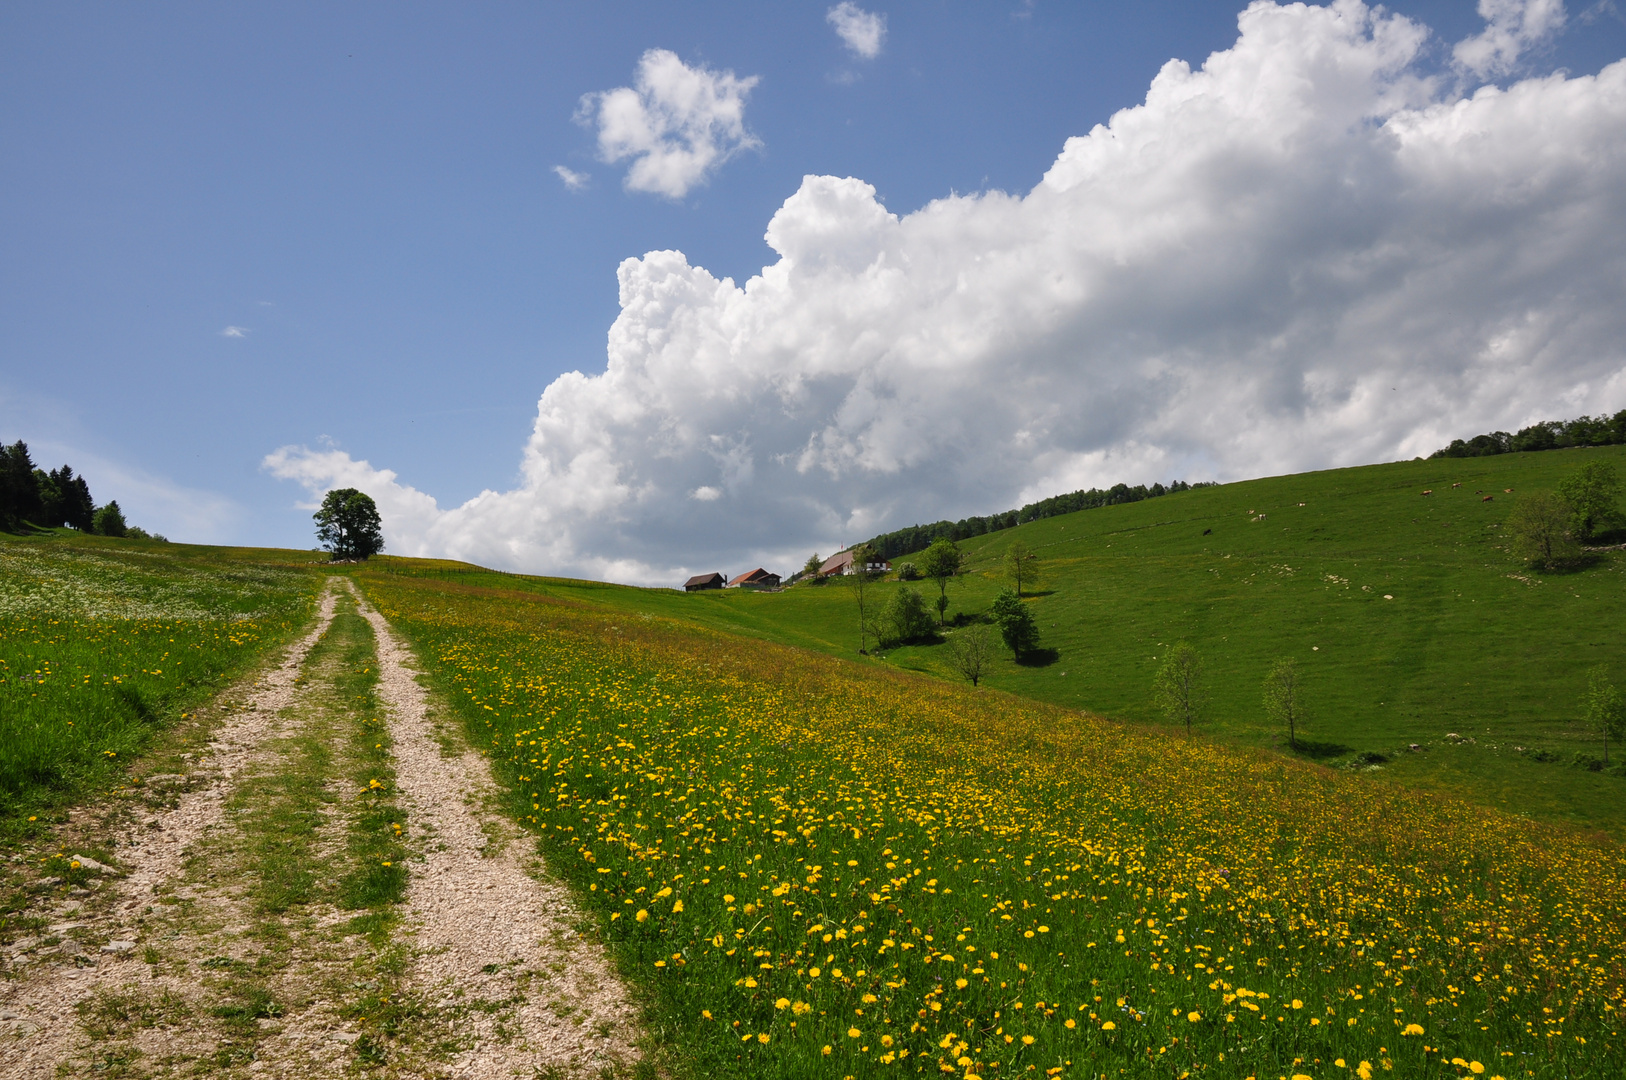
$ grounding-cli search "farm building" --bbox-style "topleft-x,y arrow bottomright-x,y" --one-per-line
727,568 -> 781,590
817,550 -> 891,577
683,572 -> 726,592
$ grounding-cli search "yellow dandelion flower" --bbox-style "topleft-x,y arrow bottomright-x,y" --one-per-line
1102,1021 -> 1116,1031
1187,1011 -> 1201,1022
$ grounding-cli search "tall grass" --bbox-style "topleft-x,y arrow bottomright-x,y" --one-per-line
364,569 -> 1626,1079
0,536 -> 318,827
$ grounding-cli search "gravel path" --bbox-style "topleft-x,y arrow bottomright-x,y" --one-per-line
355,590 -> 640,1078
0,582 -> 345,1079
1,581 -> 640,1079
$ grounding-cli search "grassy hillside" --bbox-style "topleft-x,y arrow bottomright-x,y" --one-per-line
6,497 -> 1625,1077
373,445 -> 1626,837
0,530 -> 322,832
357,563 -> 1626,1079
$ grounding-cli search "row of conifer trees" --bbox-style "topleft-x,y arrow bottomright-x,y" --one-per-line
0,439 -> 158,540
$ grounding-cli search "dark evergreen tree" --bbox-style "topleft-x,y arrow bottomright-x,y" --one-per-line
1,440 -> 42,530
64,473 -> 94,531
33,464 -> 94,529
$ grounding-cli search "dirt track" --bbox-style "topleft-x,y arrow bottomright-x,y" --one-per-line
1,580 -> 638,1079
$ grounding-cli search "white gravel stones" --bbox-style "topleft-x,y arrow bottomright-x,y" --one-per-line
0,584 -> 344,1080
355,589 -> 641,1079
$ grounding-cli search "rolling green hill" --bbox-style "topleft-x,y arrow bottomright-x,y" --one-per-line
378,444 -> 1626,837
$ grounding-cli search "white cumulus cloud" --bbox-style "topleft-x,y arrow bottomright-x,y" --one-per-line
576,49 -> 760,199
828,2 -> 887,59
1454,0 -> 1567,78
269,1 -> 1626,587
221,326 -> 249,338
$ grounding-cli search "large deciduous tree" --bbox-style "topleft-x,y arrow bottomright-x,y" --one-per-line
1555,462 -> 1623,542
1507,492 -> 1581,570
92,500 -> 127,538
314,488 -> 386,561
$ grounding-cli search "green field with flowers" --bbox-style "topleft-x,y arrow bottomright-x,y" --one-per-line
372,446 -> 1626,838
358,564 -> 1626,1080
0,532 -> 320,832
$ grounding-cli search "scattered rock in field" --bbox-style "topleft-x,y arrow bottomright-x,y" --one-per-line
0,1008 -> 21,1020
99,940 -> 137,954
47,922 -> 86,934
332,1031 -> 361,1044
32,877 -> 62,889
69,854 -> 115,874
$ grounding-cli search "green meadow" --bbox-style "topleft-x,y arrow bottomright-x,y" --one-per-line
371,445 -> 1626,838
0,533 -> 320,832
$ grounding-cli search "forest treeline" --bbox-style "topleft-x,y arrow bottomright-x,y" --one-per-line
0,439 -> 163,540
862,479 -> 1217,561
1431,409 -> 1626,459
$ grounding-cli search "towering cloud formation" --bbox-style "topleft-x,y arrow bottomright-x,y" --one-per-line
269,1 -> 1626,585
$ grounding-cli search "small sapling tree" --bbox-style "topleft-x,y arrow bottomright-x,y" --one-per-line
949,625 -> 994,687
846,544 -> 884,654
1152,642 -> 1206,736
1585,665 -> 1626,765
314,487 -> 385,561
989,586 -> 1040,660
802,552 -> 824,583
1263,657 -> 1305,750
1005,539 -> 1037,597
918,537 -> 963,626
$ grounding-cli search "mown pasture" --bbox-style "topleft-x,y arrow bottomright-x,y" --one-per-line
360,565 -> 1626,1080
391,446 -> 1626,837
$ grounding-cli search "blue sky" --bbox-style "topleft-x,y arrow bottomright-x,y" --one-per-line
4,2 -> 1626,580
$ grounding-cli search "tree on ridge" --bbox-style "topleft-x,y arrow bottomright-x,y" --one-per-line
315,488 -> 386,561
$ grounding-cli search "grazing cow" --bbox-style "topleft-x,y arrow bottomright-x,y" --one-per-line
1504,488 -> 1513,493
1421,490 -> 1433,496
1452,482 -> 1461,488
1202,528 -> 1212,536
1483,495 -> 1494,502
